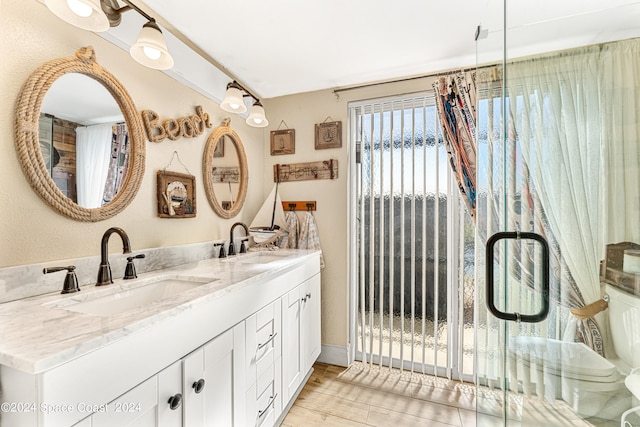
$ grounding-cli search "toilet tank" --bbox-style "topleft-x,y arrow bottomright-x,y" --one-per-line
606,284 -> 640,369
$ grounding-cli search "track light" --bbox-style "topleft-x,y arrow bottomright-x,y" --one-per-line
246,101 -> 269,128
44,0 -> 174,70
221,81 -> 269,128
44,0 -> 110,32
221,82 -> 248,114
130,20 -> 174,70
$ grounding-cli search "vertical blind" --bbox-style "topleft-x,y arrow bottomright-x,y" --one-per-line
351,93 -> 475,380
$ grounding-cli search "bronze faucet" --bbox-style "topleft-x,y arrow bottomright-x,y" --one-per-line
96,227 -> 132,286
228,222 -> 249,256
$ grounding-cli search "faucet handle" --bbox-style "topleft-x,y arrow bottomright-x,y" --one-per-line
213,243 -> 226,258
240,238 -> 249,254
124,254 -> 145,280
44,266 -> 80,294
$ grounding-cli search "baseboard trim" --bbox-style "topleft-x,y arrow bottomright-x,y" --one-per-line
317,344 -> 349,367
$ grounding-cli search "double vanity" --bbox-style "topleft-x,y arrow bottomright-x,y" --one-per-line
0,249 -> 321,427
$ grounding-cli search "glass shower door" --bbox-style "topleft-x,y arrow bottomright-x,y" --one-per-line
475,1 -> 640,426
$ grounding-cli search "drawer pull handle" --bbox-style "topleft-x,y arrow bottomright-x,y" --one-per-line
258,393 -> 278,418
167,393 -> 182,410
192,378 -> 206,394
257,332 -> 278,350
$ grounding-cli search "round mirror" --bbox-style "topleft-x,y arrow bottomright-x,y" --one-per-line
40,73 -> 127,208
14,46 -> 145,222
203,120 -> 248,219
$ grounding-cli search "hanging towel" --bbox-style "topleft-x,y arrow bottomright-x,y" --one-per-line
278,211 -> 299,249
298,211 -> 325,268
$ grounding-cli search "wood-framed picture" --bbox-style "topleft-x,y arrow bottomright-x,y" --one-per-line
315,121 -> 342,149
157,170 -> 196,218
213,135 -> 224,157
270,129 -> 295,155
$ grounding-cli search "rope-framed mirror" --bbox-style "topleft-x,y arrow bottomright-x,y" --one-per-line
14,46 -> 145,222
203,119 -> 248,219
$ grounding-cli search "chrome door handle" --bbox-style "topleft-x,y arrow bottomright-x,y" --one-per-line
486,231 -> 550,323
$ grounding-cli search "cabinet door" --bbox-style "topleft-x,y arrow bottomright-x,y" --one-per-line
71,416 -> 92,427
157,360 -> 183,427
183,323 -> 246,426
281,286 -> 302,404
91,374 -> 159,427
301,274 -> 322,373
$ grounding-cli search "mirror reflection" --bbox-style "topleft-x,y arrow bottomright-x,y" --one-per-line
210,135 -> 240,210
39,73 -> 129,209
203,122 -> 248,219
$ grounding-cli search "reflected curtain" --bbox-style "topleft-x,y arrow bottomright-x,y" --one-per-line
76,123 -> 113,209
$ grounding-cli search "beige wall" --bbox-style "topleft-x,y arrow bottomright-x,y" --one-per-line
0,0 -> 265,267
1,0 -> 440,351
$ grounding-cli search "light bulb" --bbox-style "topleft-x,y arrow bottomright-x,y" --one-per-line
67,0 -> 92,17
143,46 -> 161,60
252,118 -> 263,125
228,103 -> 240,110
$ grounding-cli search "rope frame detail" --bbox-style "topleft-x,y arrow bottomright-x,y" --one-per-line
14,46 -> 146,222
202,121 -> 249,219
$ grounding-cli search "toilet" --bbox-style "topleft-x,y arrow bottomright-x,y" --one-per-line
507,283 -> 640,419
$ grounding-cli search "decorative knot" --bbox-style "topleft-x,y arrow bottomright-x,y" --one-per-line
76,46 -> 97,63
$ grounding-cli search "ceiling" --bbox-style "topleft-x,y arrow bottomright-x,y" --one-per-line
102,0 -> 640,101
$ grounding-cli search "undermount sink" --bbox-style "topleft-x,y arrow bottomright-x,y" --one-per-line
222,252 -> 291,265
45,274 -> 217,316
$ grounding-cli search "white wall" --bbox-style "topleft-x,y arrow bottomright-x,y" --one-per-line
0,0 -> 265,267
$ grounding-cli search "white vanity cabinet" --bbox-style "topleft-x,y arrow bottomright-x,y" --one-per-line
301,274 -> 322,377
90,360 -> 181,427
245,300 -> 282,427
0,251 -> 321,427
281,273 -> 321,407
79,323 -> 246,427
182,323 -> 246,426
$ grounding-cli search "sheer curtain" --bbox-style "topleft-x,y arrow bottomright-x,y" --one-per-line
475,39 -> 640,398
76,123 -> 113,209
599,40 -> 640,246
506,38 -> 640,355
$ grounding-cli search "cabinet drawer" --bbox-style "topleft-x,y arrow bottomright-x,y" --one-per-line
246,300 -> 281,385
256,355 -> 274,398
256,372 -> 278,427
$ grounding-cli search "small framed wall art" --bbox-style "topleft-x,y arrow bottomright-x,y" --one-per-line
270,129 -> 295,155
157,170 -> 196,218
315,120 -> 342,149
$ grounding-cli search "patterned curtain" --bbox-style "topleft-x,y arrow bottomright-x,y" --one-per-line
102,123 -> 130,205
432,71 -> 478,218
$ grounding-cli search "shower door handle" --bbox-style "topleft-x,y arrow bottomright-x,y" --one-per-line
486,231 -> 550,323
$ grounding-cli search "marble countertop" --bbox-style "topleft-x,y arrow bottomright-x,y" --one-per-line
0,249 -> 319,375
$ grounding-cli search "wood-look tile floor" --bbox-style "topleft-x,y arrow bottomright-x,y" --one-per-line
280,362 -> 614,427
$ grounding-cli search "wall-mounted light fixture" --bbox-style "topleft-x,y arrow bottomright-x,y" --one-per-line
44,0 -> 174,70
221,81 -> 269,128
